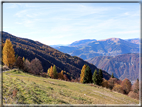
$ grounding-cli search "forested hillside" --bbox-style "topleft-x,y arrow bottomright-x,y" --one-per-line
1,31 -> 111,80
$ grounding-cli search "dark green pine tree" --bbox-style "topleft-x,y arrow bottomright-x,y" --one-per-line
92,69 -> 98,85
83,65 -> 92,83
98,69 -> 103,85
111,73 -> 114,78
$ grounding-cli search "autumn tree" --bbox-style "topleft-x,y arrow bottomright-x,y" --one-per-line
23,59 -> 31,72
121,78 -> 131,94
128,91 -> 139,100
83,65 -> 92,83
63,74 -> 69,81
131,79 -> 139,94
112,84 -> 124,94
53,65 -> 58,79
15,56 -> 24,70
47,68 -> 50,76
30,58 -> 43,75
23,57 -> 25,62
80,64 -> 87,83
49,66 -> 53,78
2,39 -> 16,68
102,78 -> 109,88
58,70 -> 64,80
92,69 -> 98,85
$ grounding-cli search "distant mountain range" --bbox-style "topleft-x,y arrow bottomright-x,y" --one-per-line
1,31 -> 111,80
86,53 -> 139,83
54,38 -> 139,60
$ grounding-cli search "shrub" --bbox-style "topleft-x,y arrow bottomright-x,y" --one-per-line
128,91 -> 139,100
102,78 -> 109,88
63,74 -> 69,81
108,78 -> 116,90
121,78 -> 131,94
112,84 -> 124,94
58,70 -> 64,80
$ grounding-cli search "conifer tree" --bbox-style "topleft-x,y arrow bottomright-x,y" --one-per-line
16,54 -> 18,60
83,65 -> 92,83
2,39 -> 16,68
47,68 -> 50,76
49,66 -> 53,78
92,69 -> 98,85
98,69 -> 103,85
61,70 -> 64,80
53,65 -> 58,79
23,57 -> 25,62
111,73 -> 114,78
80,64 -> 87,83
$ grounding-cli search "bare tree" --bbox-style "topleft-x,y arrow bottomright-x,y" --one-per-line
30,58 -> 43,75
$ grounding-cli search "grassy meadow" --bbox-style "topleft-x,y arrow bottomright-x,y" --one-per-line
3,69 -> 139,105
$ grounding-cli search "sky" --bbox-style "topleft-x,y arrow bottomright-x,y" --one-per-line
3,3 -> 140,45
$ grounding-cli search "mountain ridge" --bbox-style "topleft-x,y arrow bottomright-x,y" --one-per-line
86,53 -> 139,82
55,37 -> 139,60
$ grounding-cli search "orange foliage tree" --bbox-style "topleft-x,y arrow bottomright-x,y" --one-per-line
49,66 -> 53,78
58,70 -> 64,80
2,39 -> 16,68
121,78 -> 131,94
112,84 -> 124,94
80,64 -> 87,83
131,79 -> 139,94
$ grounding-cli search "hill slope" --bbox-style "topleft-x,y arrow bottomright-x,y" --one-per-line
86,53 -> 139,82
3,70 -> 139,104
1,31 -> 111,80
55,38 -> 139,60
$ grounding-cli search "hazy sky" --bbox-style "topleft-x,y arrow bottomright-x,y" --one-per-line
3,3 -> 140,45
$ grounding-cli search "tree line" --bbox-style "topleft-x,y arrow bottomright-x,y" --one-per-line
2,39 -> 139,100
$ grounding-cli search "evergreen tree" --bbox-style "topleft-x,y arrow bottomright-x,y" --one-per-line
16,54 -> 18,60
111,73 -> 114,78
80,64 -> 87,83
53,65 -> 58,79
98,69 -> 103,85
83,65 -> 92,83
92,69 -> 98,85
2,39 -> 16,68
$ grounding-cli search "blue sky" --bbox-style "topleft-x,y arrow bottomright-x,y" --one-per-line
3,3 -> 140,45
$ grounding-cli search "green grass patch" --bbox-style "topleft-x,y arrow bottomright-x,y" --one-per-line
3,70 -> 139,105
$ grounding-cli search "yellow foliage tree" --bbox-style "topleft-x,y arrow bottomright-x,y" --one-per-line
80,64 -> 87,83
23,57 -> 25,62
2,39 -> 16,68
49,66 -> 53,78
47,68 -> 50,76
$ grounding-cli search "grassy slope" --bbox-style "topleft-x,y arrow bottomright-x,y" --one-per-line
3,70 -> 139,105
